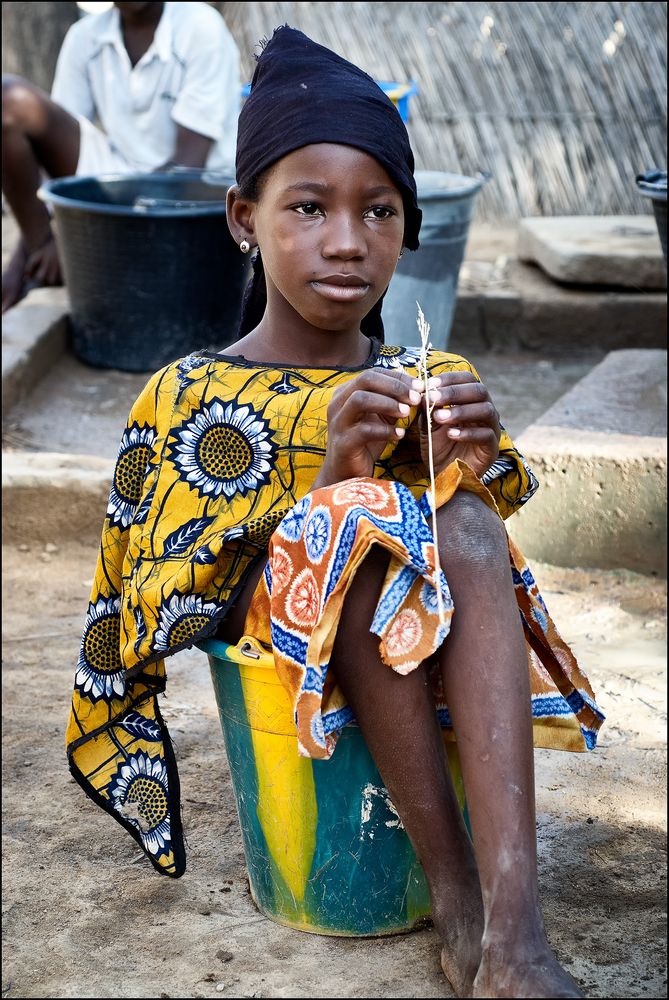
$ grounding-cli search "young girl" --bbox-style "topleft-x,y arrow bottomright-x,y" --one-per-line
67,26 -> 603,999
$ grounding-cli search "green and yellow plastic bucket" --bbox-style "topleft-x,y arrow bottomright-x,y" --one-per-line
200,635 -> 467,936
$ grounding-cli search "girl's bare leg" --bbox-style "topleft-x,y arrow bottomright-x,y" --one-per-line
218,551 -> 485,997
330,545 -> 484,997
219,493 -> 583,997
435,491 -> 582,998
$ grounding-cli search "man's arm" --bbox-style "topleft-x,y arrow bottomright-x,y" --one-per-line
166,7 -> 241,170
155,125 -> 213,171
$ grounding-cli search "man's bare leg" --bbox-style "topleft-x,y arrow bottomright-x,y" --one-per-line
2,75 -> 80,311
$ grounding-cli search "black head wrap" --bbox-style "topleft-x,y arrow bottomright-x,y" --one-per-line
235,25 -> 422,340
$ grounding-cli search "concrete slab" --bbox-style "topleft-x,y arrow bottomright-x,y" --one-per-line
3,353 -> 149,458
517,215 -> 667,290
1,352 -> 603,548
1,213 -> 665,574
1,286 -> 70,420
450,256 -> 666,355
530,349 -> 667,438
507,350 -> 667,576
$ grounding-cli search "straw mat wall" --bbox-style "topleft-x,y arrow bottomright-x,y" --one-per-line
222,1 -> 667,221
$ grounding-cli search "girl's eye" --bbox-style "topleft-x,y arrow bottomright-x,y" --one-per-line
294,203 -> 323,216
364,205 -> 397,220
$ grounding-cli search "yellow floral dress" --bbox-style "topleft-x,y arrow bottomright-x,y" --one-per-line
66,339 -> 603,877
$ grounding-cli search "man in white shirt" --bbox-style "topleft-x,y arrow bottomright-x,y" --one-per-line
2,1 -> 241,313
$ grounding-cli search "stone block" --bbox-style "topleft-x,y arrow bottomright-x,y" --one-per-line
530,349 -> 666,437
506,350 -> 667,576
449,258 -> 666,355
517,215 -> 667,289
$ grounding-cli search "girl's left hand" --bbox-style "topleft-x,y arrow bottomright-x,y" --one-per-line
419,371 -> 501,479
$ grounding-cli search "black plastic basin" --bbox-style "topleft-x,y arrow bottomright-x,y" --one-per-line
39,171 -> 250,372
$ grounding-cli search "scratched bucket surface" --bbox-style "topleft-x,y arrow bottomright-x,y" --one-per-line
200,636 -> 468,936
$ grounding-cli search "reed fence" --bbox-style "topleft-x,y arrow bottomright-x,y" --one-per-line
222,1 -> 667,220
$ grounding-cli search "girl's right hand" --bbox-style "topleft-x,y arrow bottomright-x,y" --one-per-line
311,369 -> 424,489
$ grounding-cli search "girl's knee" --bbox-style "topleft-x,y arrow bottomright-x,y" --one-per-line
436,490 -> 508,571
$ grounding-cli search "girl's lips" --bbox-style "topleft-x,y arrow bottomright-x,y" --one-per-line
310,280 -> 371,302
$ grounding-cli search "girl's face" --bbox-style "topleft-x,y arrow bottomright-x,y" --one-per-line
230,143 -> 406,344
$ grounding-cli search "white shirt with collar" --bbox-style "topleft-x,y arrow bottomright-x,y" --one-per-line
51,1 -> 240,174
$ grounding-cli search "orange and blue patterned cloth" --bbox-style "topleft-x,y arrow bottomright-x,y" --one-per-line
65,339 -> 604,877
244,460 -> 603,761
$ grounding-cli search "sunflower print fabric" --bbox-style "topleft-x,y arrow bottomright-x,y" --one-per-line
65,339 -> 599,878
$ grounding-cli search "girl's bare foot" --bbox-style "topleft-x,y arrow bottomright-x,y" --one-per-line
433,882 -> 484,998
472,941 -> 584,998
441,936 -> 482,999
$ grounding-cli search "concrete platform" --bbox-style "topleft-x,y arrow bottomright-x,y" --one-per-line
507,350 -> 667,576
1,450 -> 113,547
517,215 -> 667,290
1,287 -> 69,420
2,211 -> 666,399
1,350 -> 605,546
3,347 -> 604,460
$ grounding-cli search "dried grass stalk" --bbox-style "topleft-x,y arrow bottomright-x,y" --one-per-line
416,302 -> 447,627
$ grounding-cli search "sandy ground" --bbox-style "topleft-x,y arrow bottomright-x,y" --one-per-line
2,541 -> 666,1000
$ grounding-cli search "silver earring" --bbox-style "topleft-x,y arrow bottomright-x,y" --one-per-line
239,239 -> 251,254
398,249 -> 404,259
